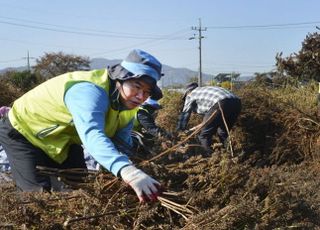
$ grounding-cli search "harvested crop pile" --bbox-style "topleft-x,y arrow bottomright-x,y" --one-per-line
0,79 -> 23,106
1,83 -> 320,229
234,84 -> 320,165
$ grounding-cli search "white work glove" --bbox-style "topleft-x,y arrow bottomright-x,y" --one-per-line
120,165 -> 161,202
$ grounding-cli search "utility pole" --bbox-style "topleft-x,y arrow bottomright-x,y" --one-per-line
27,51 -> 30,72
22,51 -> 35,72
190,18 -> 207,86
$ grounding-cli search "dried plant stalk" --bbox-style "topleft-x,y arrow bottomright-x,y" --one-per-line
157,195 -> 196,221
145,110 -> 218,163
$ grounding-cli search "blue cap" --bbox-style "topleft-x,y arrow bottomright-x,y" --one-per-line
108,49 -> 163,100
120,49 -> 162,82
142,97 -> 162,110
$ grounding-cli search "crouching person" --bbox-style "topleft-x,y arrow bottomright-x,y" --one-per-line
176,82 -> 241,155
131,97 -> 172,155
0,49 -> 163,202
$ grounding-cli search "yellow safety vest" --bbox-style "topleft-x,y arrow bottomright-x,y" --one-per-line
8,69 -> 138,163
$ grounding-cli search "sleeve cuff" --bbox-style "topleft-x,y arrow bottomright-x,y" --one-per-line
110,159 -> 131,177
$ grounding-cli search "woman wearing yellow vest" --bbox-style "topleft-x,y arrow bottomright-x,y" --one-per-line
0,49 -> 163,202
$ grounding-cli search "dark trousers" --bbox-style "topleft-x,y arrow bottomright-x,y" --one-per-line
0,117 -> 86,191
198,98 -> 241,151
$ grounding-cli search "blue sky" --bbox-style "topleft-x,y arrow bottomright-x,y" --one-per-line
0,0 -> 320,76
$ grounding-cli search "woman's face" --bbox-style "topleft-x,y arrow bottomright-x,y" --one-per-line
118,78 -> 152,109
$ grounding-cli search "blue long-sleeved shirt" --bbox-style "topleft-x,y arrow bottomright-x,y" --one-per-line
64,82 -> 132,176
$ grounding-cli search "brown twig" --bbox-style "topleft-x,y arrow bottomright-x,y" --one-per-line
189,123 -> 202,131
19,195 -> 81,205
102,182 -> 126,214
157,196 -> 195,221
63,207 -> 137,227
218,101 -> 234,157
143,110 -> 217,163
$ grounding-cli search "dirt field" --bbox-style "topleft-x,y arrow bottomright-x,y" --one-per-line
1,83 -> 319,229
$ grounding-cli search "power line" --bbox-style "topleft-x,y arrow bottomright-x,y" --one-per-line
0,16 -> 168,37
0,28 -> 192,65
0,37 -> 101,51
207,21 -> 320,30
0,18 -> 188,40
89,29 -> 191,57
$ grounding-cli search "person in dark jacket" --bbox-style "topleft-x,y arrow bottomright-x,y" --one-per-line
176,82 -> 241,154
133,97 -> 171,138
131,98 -> 172,153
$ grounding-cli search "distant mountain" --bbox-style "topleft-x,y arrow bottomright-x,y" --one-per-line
89,58 -> 121,70
0,58 -> 245,87
90,58 -> 212,87
0,66 -> 28,74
